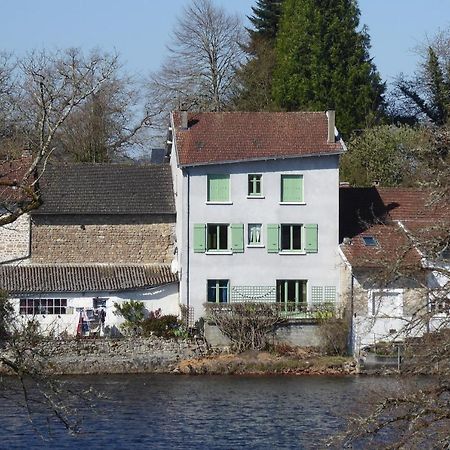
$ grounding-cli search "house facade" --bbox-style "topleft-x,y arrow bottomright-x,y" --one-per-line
0,163 -> 179,336
169,111 -> 346,320
339,186 -> 450,354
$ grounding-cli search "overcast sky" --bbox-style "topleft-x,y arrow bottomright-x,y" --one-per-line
1,0 -> 449,86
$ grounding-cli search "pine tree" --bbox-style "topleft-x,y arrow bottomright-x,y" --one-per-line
397,46 -> 450,125
272,0 -> 385,137
248,0 -> 284,40
233,0 -> 284,111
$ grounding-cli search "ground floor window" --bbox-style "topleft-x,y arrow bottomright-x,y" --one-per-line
19,298 -> 67,315
276,280 -> 307,310
370,291 -> 403,317
207,280 -> 229,303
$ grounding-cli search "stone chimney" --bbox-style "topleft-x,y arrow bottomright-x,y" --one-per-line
326,110 -> 335,144
181,110 -> 188,130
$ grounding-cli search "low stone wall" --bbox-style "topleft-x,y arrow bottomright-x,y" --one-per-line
204,321 -> 324,348
1,337 -> 201,375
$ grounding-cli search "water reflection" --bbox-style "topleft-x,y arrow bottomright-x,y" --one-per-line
0,374 -> 390,449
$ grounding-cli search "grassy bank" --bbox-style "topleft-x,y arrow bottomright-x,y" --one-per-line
175,348 -> 357,375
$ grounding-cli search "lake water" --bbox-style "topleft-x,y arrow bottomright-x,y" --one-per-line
0,374 -> 395,449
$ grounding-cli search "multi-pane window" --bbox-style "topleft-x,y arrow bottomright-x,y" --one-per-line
276,280 -> 307,310
207,224 -> 229,251
281,175 -> 303,202
248,174 -> 262,197
19,298 -> 67,315
207,174 -> 230,202
248,223 -> 262,246
280,224 -> 302,251
207,280 -> 229,303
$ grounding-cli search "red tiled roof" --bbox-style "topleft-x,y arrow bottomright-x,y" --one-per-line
340,186 -> 449,270
377,187 -> 450,223
172,111 -> 344,166
0,157 -> 32,203
340,224 -> 421,270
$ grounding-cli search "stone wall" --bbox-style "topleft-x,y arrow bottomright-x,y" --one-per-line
205,321 -> 324,348
0,337 -> 201,375
31,214 -> 175,264
0,213 -> 30,263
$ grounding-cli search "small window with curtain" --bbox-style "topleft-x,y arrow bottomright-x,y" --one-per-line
248,223 -> 263,246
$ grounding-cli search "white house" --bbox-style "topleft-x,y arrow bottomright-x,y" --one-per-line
168,110 -> 346,320
339,186 -> 450,354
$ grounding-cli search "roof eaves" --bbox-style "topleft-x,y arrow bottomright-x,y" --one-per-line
179,149 -> 344,168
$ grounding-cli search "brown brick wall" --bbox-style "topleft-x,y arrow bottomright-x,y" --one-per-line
31,214 -> 175,264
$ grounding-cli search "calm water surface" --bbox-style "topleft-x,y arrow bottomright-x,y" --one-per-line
0,374 -> 394,449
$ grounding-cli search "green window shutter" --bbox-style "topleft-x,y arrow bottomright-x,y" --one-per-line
305,224 -> 318,253
267,224 -> 280,253
231,224 -> 244,253
281,175 -> 303,202
193,224 -> 206,253
207,175 -> 229,202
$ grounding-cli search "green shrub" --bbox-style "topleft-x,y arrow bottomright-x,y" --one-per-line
141,308 -> 182,338
113,300 -> 146,335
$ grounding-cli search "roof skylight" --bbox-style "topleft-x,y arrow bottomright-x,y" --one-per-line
362,236 -> 378,247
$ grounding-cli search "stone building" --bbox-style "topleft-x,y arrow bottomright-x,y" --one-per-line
0,163 -> 179,336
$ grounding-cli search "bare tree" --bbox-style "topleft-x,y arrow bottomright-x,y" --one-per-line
147,0 -> 245,131
54,70 -> 152,163
0,48 -> 121,226
205,302 -> 285,352
338,155 -> 450,448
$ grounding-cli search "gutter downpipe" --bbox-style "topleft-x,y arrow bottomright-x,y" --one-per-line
349,272 -> 355,356
186,171 -> 190,313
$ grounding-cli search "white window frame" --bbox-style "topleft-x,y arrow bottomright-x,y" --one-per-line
247,223 -> 264,247
206,223 -> 232,254
279,223 -> 305,254
369,289 -> 404,317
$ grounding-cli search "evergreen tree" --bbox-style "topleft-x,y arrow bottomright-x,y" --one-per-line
248,0 -> 284,40
233,1 -> 284,111
396,46 -> 450,125
272,0 -> 385,137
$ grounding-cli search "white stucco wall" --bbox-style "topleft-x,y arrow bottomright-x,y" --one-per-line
10,283 -> 180,336
176,155 -> 341,319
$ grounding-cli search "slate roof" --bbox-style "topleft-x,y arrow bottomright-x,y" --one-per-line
0,264 -> 177,294
172,111 -> 344,166
33,163 -> 175,215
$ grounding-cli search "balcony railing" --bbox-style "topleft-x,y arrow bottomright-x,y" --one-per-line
227,299 -> 339,320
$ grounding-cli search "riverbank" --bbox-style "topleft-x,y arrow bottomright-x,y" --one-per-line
176,351 -> 357,375
0,337 -> 358,376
